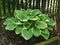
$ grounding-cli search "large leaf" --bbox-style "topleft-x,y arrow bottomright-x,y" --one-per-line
35,21 -> 47,29
39,14 -> 49,22
3,17 -> 15,25
41,29 -> 49,40
5,23 -> 16,30
30,9 -> 41,17
32,28 -> 41,37
41,33 -> 49,40
15,9 -> 27,22
41,29 -> 49,34
47,18 -> 56,26
21,29 -> 33,40
47,26 -> 53,30
15,26 -> 24,34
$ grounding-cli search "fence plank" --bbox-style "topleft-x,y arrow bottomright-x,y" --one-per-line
16,0 -> 20,9
58,0 -> 60,12
0,9 -> 1,18
21,0 -> 23,8
7,0 -> 11,14
2,0 -> 6,14
45,0 -> 49,13
40,0 -> 42,9
29,0 -> 32,8
49,0 -> 52,13
42,0 -> 46,13
31,0 -> 33,9
33,0 -> 34,9
0,1 -> 1,16
25,0 -> 27,9
36,0 -> 40,9
12,0 -> 16,16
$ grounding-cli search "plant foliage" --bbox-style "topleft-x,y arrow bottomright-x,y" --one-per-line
3,9 -> 56,40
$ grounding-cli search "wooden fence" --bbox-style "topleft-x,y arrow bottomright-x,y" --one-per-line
0,0 -> 60,18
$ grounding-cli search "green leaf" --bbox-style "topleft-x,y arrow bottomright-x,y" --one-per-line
47,18 -> 56,26
21,29 -> 33,40
35,21 -> 47,29
14,10 -> 20,19
3,17 -> 15,25
32,28 -> 41,37
41,33 -> 49,40
41,29 -> 49,34
15,9 -> 27,22
5,23 -> 16,30
41,29 -> 49,40
30,9 -> 41,17
15,26 -> 24,34
47,26 -> 53,30
39,14 -> 49,22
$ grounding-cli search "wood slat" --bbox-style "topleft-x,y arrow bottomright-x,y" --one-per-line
40,0 -> 42,9
57,0 -> 60,13
31,0 -> 33,9
25,0 -> 27,9
12,0 -> 16,16
45,0 -> 49,13
36,0 -> 40,9
42,0 -> 46,13
48,0 -> 52,13
29,0 -> 32,8
32,0 -> 34,9
2,0 -> 6,14
16,0 -> 20,9
21,0 -> 23,8
7,0 -> 11,14
0,1 -> 1,16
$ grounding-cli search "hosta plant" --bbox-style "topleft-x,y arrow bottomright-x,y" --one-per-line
3,9 -> 56,40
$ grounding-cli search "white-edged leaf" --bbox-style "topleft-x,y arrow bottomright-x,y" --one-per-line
15,9 -> 27,22
32,28 -> 41,37
21,29 -> 33,40
41,29 -> 49,40
15,26 -> 24,34
41,29 -> 49,34
35,21 -> 47,29
47,26 -> 53,30
39,14 -> 49,22
3,17 -> 15,25
5,23 -> 16,30
47,18 -> 56,26
41,33 -> 49,40
30,9 -> 41,17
